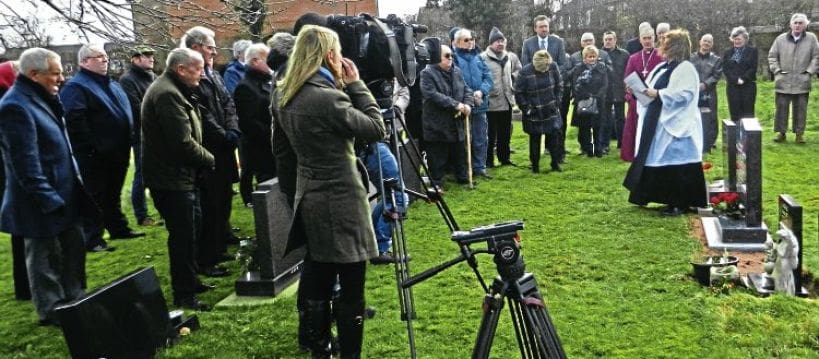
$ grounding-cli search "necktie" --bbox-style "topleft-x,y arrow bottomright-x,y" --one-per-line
540,39 -> 546,49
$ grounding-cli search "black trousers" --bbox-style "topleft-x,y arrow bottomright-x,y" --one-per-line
487,110 -> 513,165
78,156 -> 130,246
726,82 -> 756,122
425,140 -> 467,186
12,235 -> 31,299
238,140 -> 253,205
528,131 -> 562,168
152,189 -> 201,300
301,257 -> 366,304
199,171 -> 234,267
577,114 -> 601,155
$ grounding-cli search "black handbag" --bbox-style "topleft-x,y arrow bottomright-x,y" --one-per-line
576,97 -> 598,116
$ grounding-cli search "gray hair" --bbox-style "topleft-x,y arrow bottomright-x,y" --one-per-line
166,48 -> 204,69
244,43 -> 269,62
454,28 -> 473,43
791,13 -> 809,24
656,23 -> 670,34
77,44 -> 106,64
19,48 -> 60,75
232,39 -> 252,58
701,34 -> 714,42
267,32 -> 295,57
181,26 -> 215,49
730,26 -> 749,40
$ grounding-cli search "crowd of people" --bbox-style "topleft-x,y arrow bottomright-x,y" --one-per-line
0,9 -> 817,358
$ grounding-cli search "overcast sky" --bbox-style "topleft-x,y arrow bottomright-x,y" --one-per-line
378,0 -> 426,18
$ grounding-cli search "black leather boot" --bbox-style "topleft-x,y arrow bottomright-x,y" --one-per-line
531,162 -> 540,173
305,300 -> 333,359
335,300 -> 365,359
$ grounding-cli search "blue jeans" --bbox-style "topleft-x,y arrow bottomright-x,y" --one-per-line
131,140 -> 148,222
362,142 -> 407,253
469,112 -> 488,174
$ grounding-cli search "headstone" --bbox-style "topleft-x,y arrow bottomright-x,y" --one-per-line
707,119 -> 737,195
702,118 -> 769,251
235,178 -> 303,297
744,194 -> 807,296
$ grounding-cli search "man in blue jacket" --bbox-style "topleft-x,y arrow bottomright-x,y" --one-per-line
61,44 -> 144,253
0,48 -> 97,326
452,28 -> 494,178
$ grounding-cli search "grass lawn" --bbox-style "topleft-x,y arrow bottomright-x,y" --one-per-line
1,81 -> 819,358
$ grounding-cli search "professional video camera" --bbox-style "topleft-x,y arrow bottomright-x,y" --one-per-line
326,13 -> 437,88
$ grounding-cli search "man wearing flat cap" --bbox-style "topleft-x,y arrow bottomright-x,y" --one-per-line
481,27 -> 521,168
119,45 -> 158,228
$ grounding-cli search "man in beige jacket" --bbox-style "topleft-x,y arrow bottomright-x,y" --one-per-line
768,13 -> 819,143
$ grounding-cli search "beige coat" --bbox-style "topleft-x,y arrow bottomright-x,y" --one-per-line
273,74 -> 385,263
481,49 -> 521,112
768,31 -> 819,94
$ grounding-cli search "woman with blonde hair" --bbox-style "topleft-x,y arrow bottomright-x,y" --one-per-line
272,24 -> 385,358
571,45 -> 608,157
624,29 -> 707,216
514,49 -> 563,173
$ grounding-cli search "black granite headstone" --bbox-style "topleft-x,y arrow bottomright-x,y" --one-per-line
737,118 -> 763,227
722,119 -> 737,192
235,178 -> 303,297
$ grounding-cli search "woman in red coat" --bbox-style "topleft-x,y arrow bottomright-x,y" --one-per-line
621,27 -> 663,161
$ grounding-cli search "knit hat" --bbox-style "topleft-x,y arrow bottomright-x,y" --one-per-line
488,27 -> 505,44
449,26 -> 461,43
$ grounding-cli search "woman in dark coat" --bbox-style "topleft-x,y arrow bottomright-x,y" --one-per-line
722,26 -> 758,122
272,25 -> 385,358
515,50 -> 563,173
571,45 -> 609,157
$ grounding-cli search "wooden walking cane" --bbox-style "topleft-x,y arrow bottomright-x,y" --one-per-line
464,112 -> 473,189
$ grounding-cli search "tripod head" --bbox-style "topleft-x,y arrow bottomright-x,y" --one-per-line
452,221 -> 525,281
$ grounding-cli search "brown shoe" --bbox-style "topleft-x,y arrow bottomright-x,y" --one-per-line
796,134 -> 805,144
773,132 -> 786,142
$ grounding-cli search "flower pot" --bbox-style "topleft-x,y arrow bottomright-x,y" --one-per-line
690,256 -> 739,286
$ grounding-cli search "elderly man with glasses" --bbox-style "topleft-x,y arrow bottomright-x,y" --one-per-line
61,44 -> 145,253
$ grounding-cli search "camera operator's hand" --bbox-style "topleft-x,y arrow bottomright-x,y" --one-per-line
341,58 -> 359,83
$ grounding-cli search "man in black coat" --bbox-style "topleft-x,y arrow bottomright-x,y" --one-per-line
119,45 -> 158,227
61,44 -> 144,253
234,43 -> 276,187
182,26 -> 240,277
601,31 -> 630,151
420,45 -> 474,188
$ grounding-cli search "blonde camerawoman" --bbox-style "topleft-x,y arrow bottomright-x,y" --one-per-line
623,29 -> 707,217
272,25 -> 385,358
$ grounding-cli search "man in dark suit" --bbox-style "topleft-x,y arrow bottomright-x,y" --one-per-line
521,15 -> 567,71
61,44 -> 145,253
182,26 -> 241,277
119,45 -> 158,227
142,48 -> 215,311
0,48 -> 96,326
234,43 -> 276,200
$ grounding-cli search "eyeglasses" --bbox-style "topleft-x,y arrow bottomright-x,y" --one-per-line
85,54 -> 108,61
463,38 -> 474,42
443,53 -> 452,59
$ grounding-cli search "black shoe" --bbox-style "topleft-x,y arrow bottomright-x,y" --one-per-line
38,317 -> 60,327
109,229 -> 146,240
531,164 -> 540,173
370,252 -> 394,265
195,282 -> 216,293
87,243 -> 116,252
594,152 -> 604,158
174,297 -> 212,311
500,161 -> 516,167
486,162 -> 495,168
551,164 -> 562,172
197,265 -> 230,277
660,206 -> 683,217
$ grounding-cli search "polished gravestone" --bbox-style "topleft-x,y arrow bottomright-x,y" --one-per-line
235,178 -> 303,297
55,267 -> 196,358
707,119 -> 738,194
703,118 -> 769,251
745,195 -> 808,296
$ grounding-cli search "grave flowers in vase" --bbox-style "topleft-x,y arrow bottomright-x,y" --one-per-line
710,192 -> 744,220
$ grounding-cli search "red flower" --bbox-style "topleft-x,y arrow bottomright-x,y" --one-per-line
710,196 -> 721,205
702,162 -> 713,170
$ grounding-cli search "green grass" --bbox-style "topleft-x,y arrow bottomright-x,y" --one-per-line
2,80 -> 819,358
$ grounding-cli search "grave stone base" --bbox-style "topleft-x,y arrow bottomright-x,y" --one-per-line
743,273 -> 808,297
702,217 -> 769,251
235,261 -> 302,297
707,179 -> 731,197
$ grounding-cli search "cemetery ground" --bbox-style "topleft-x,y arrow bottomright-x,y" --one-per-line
1,81 -> 819,358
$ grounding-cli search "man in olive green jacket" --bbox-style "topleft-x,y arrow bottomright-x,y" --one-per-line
142,48 -> 215,311
768,13 -> 819,143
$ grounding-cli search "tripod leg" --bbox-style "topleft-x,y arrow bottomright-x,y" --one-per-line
515,274 -> 566,359
472,280 -> 507,359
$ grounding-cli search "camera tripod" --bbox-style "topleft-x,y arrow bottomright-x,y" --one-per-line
403,221 -> 566,358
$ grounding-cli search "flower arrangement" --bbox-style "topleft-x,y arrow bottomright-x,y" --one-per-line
709,192 -> 743,218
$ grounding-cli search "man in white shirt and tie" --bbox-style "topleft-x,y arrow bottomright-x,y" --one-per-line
521,15 -> 567,70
